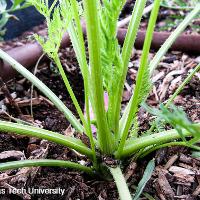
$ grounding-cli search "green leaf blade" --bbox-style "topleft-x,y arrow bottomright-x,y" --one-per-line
133,159 -> 155,200
0,121 -> 92,158
0,159 -> 94,175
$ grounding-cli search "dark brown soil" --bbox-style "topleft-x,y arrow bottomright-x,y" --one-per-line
0,46 -> 120,199
0,2 -> 200,200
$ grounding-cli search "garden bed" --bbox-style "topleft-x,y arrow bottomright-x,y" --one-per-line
0,1 -> 200,200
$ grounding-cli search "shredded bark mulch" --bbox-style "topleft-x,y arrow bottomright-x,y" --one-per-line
0,3 -> 200,199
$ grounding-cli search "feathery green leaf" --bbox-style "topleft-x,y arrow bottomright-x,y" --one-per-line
29,0 -> 72,58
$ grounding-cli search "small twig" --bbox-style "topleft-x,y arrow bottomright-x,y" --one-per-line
0,77 -> 22,115
30,53 -> 46,117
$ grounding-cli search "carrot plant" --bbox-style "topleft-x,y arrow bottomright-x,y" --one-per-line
0,0 -> 200,199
